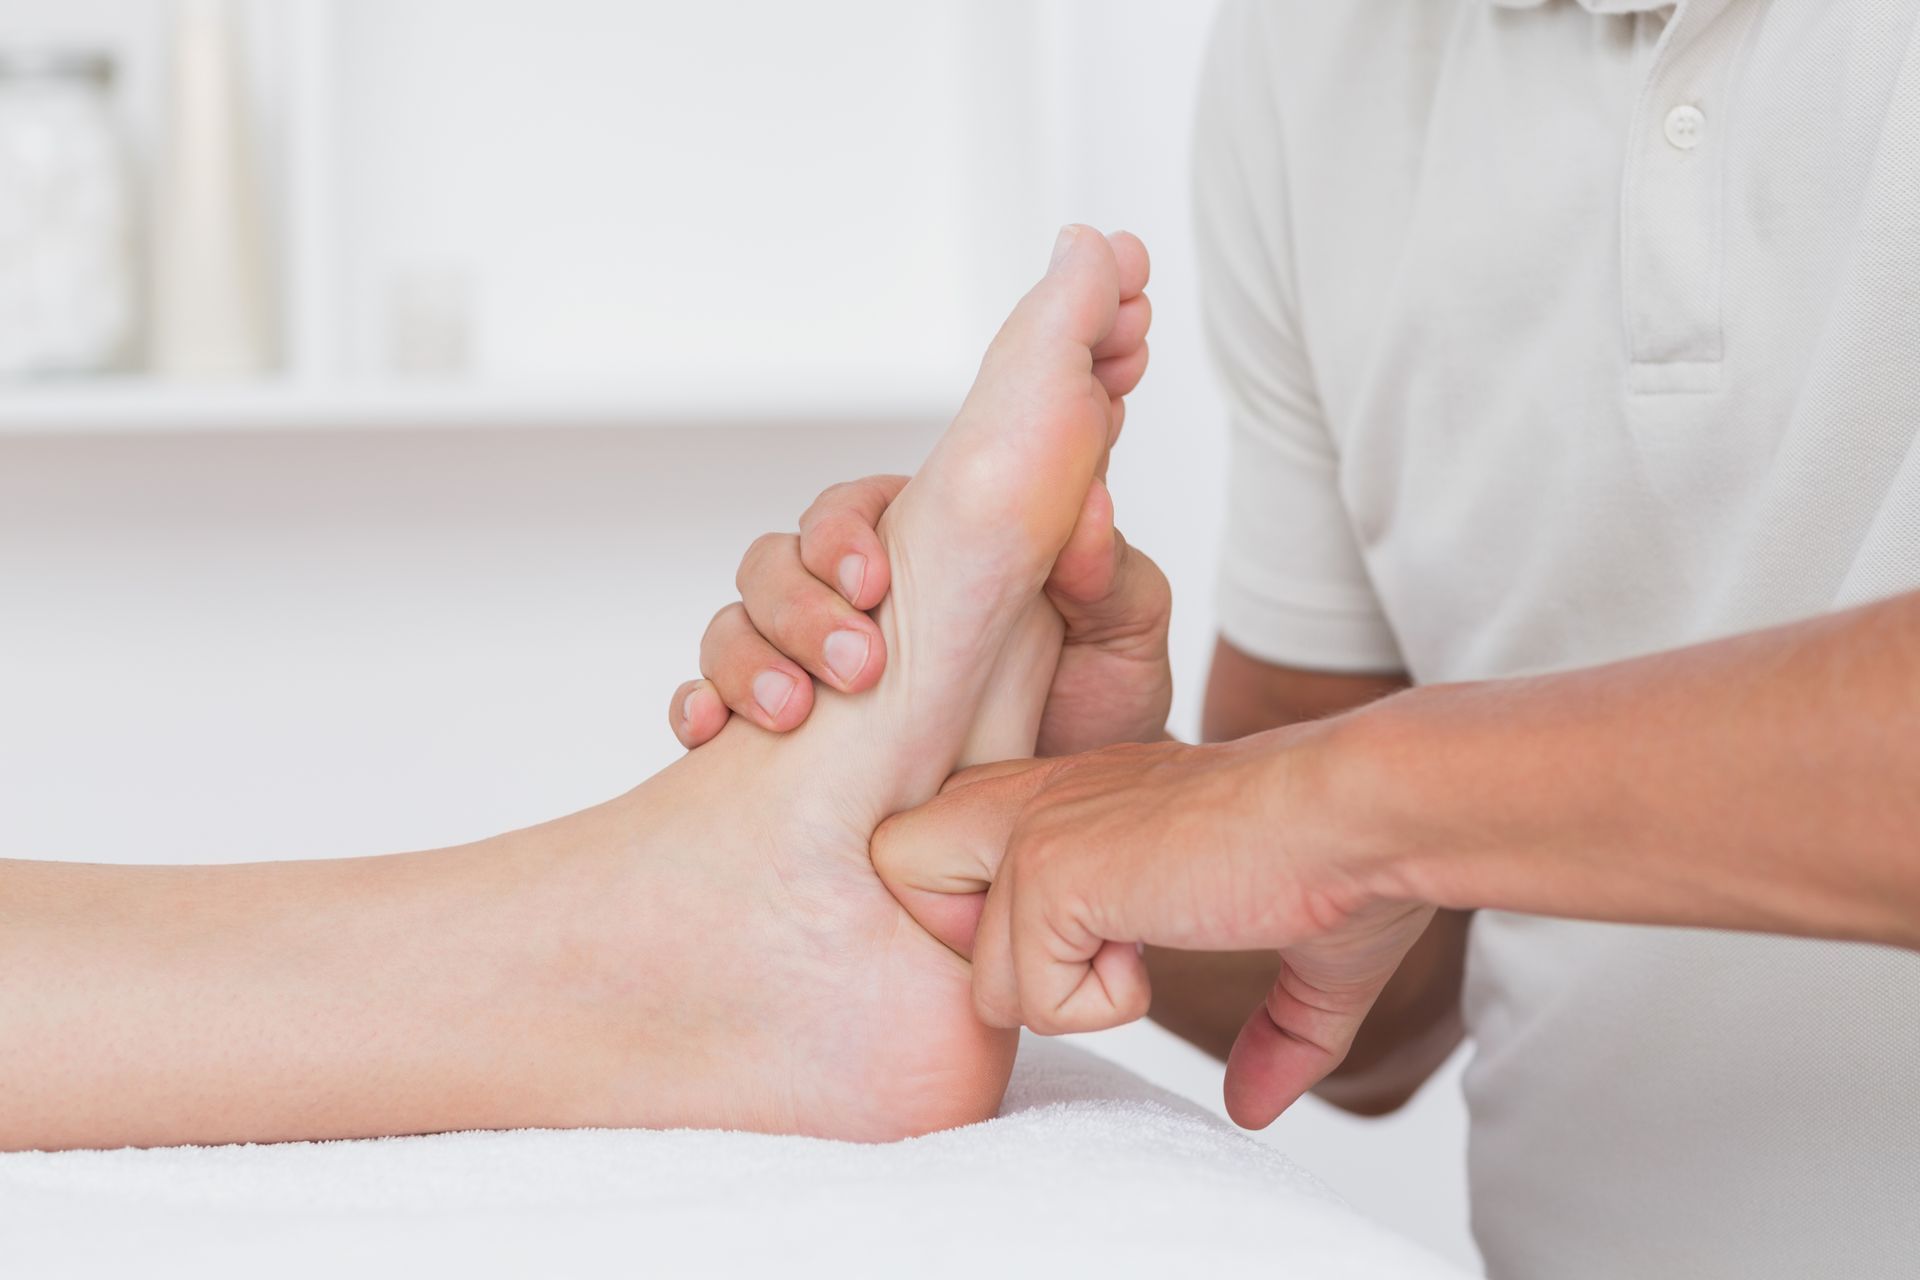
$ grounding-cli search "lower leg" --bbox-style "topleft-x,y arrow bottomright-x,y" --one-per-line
0,812 -> 648,1149
0,739 -> 1003,1151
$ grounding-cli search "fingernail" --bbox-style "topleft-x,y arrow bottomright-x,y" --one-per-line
680,687 -> 703,727
1050,224 -> 1079,270
752,670 -> 795,719
823,629 -> 869,686
837,553 -> 866,602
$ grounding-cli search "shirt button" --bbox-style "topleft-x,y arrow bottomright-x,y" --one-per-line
1664,104 -> 1706,150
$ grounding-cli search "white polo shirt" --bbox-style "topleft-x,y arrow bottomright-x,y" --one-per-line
1196,0 -> 1920,1275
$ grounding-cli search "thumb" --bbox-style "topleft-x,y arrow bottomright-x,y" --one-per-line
1044,480 -> 1172,662
1220,903 -> 1434,1129
1221,961 -> 1387,1130
1045,477 -> 1119,611
871,758 -> 1058,957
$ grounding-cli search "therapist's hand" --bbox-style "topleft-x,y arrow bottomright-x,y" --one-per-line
668,469 -> 1173,756
871,729 -> 1434,1129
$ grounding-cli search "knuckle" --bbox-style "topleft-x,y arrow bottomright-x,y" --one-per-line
736,532 -> 793,590
1121,539 -> 1172,602
825,478 -> 873,508
801,480 -> 871,530
1011,824 -> 1067,881
850,472 -> 907,502
797,521 -> 861,582
1144,566 -> 1173,615
765,586 -> 833,647
796,496 -> 836,534
700,607 -> 765,683
807,510 -> 865,552
817,478 -> 863,505
701,602 -> 748,656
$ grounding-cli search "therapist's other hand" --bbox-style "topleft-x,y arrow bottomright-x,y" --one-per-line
871,731 -> 1434,1129
668,468 -> 1173,754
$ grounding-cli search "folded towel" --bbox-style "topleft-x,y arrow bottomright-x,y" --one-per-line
0,1036 -> 1467,1278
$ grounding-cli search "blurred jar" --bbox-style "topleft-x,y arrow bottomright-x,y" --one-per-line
0,51 -> 138,378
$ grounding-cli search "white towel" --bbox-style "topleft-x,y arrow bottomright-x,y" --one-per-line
0,1036 -> 1468,1278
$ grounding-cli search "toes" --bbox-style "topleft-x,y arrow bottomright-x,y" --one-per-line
999,227 -> 1150,364
1094,340 -> 1149,401
1108,230 -> 1150,300
1021,224 -> 1122,351
1091,293 -> 1150,362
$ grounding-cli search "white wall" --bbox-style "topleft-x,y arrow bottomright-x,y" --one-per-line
0,1 -> 1478,1271
326,0 -> 1050,386
0,427 -> 936,858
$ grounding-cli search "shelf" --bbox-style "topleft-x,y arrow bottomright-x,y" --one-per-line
0,3 -> 1058,442
0,376 -> 961,437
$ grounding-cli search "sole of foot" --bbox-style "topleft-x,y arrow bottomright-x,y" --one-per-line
618,228 -> 1152,1142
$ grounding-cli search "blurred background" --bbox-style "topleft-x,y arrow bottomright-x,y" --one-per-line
0,1 -> 1474,1267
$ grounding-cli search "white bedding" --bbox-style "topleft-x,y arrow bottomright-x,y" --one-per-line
0,1036 -> 1467,1278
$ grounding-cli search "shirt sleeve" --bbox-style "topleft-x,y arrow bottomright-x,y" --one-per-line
1194,0 -> 1405,674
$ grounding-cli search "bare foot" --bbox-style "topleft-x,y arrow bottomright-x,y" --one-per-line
0,230 -> 1150,1154
594,227 -> 1151,1140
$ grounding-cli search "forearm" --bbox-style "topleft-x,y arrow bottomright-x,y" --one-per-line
0,818 -> 625,1150
1347,592 -> 1920,949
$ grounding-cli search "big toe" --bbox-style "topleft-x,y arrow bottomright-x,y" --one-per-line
1014,227 -> 1150,408
922,232 -> 1127,575
998,224 -> 1126,357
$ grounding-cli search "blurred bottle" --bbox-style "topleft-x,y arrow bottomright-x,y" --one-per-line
150,0 -> 275,378
0,50 -> 138,378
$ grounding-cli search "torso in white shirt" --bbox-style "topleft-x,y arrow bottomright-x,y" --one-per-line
1195,1 -> 1920,1274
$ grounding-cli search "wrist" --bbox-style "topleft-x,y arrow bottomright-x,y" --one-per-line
1326,677 -> 1590,919
1272,685 -> 1474,915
